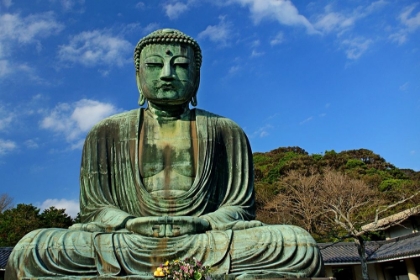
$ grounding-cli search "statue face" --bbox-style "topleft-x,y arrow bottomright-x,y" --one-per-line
138,43 -> 197,106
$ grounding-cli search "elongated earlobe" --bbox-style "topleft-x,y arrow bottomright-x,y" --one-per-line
190,96 -> 197,107
136,73 -> 146,106
138,92 -> 145,106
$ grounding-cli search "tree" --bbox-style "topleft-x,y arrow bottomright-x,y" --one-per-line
317,169 -> 420,280
263,169 -> 322,234
0,204 -> 77,247
40,206 -> 73,228
260,168 -> 420,280
0,193 -> 13,212
0,204 -> 42,246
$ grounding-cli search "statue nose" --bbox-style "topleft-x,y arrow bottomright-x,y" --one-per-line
160,63 -> 174,80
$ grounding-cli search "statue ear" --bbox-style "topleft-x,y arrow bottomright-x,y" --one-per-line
190,74 -> 200,107
190,95 -> 197,107
136,73 -> 145,106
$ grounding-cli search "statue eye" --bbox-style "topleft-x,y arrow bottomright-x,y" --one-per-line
145,62 -> 163,68
144,57 -> 163,68
173,57 -> 190,69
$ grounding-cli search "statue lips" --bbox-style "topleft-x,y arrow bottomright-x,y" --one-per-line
159,83 -> 175,91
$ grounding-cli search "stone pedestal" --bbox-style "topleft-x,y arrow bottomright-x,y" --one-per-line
23,277 -> 335,280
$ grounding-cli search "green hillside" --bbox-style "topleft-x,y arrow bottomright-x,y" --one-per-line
253,147 -> 420,242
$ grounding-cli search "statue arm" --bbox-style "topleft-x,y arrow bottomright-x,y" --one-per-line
78,116 -> 137,230
200,117 -> 257,230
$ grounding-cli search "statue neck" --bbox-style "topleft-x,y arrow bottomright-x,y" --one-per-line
146,102 -> 190,120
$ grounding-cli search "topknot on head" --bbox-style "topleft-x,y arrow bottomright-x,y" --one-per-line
134,29 -> 202,73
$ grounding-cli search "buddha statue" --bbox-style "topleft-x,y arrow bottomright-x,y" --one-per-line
6,29 -> 324,279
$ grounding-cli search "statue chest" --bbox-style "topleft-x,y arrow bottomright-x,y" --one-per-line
138,116 -> 197,196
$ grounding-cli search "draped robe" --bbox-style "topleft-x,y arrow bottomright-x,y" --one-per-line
6,108 -> 324,279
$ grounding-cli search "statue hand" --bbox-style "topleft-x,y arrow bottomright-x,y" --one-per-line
125,216 -> 210,237
230,220 -> 263,230
69,222 -> 113,232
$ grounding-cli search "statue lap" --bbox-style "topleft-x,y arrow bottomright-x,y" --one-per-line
8,224 -> 322,279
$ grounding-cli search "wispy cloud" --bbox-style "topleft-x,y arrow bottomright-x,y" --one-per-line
135,2 -> 145,9
251,124 -> 274,138
250,49 -> 264,57
314,1 -> 386,35
24,139 -> 39,149
2,0 -> 12,8
399,82 -> 409,91
58,30 -> 132,68
0,106 -> 13,131
40,99 -> 119,149
341,37 -> 373,60
300,116 -> 313,125
164,1 -> 189,19
0,139 -> 17,155
198,16 -> 233,46
313,1 -> 385,59
230,0 -> 319,34
390,4 -> 420,45
270,32 -> 284,46
0,12 -> 63,78
39,198 -> 80,218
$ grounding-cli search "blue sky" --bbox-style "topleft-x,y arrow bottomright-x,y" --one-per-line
1,0 -> 419,217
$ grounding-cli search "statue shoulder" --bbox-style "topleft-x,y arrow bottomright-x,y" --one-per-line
86,109 -> 139,137
194,108 -> 246,134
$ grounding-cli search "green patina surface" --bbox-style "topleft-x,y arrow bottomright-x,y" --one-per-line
6,29 -> 324,280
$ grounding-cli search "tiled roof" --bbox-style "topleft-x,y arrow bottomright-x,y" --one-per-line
319,232 -> 420,264
369,232 -> 420,261
319,241 -> 381,264
0,247 -> 13,270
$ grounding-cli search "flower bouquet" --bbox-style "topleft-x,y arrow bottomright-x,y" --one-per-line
154,257 -> 211,280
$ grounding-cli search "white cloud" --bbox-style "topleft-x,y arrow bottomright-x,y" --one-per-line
198,16 -> 233,46
312,2 -> 386,59
270,32 -> 284,46
250,50 -> 264,57
300,116 -> 313,125
164,2 -> 189,19
389,31 -> 407,45
58,30 -> 132,68
0,12 -> 63,77
399,82 -> 409,91
314,11 -> 356,34
24,139 -> 39,149
228,65 -> 239,74
0,12 -> 63,46
2,0 -> 12,8
230,0 -> 319,34
41,99 -> 119,148
399,4 -> 420,31
0,107 -> 13,131
390,4 -> 420,45
251,124 -> 273,138
0,139 -> 17,154
314,1 -> 386,35
40,198 -> 80,218
135,2 -> 145,9
143,23 -> 161,34
341,37 -> 373,60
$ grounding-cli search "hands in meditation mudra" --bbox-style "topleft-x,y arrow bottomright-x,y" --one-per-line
6,29 -> 324,279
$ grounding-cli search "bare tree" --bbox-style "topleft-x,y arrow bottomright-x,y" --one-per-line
263,169 -> 419,280
318,169 -> 420,280
0,193 -> 13,212
264,169 -> 322,233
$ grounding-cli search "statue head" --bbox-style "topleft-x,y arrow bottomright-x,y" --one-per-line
134,29 -> 202,107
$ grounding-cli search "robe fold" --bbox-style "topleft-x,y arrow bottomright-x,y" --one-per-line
6,108 -> 324,279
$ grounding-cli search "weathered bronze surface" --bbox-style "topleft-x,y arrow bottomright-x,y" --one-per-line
6,29 -> 324,279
